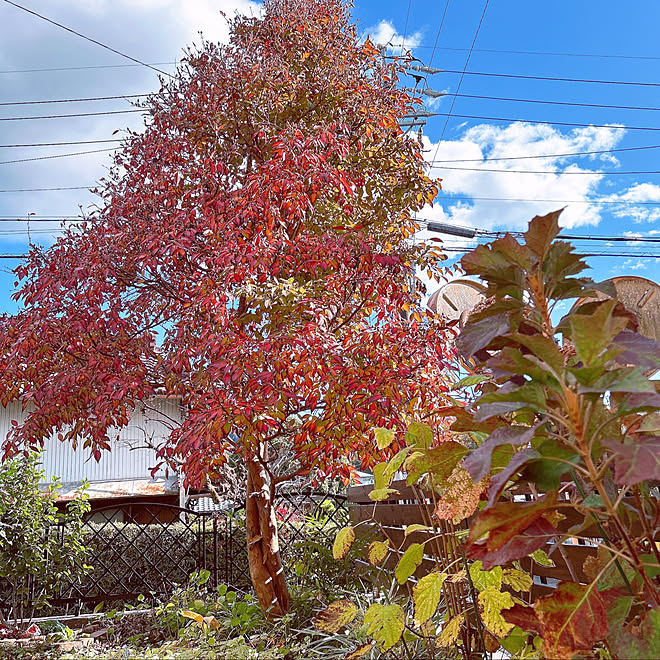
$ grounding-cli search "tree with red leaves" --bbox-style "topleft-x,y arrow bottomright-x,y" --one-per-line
0,0 -> 453,614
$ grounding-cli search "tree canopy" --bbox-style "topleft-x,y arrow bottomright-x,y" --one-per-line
0,0 -> 453,612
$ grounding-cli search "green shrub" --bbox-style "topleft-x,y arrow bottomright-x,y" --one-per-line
0,451 -> 90,625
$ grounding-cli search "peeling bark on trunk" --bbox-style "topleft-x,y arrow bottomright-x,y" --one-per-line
246,458 -> 290,616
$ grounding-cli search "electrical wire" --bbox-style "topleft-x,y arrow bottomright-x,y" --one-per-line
437,245 -> 660,258
0,139 -> 123,148
0,62 -> 176,75
3,1 -> 173,78
422,221 -> 660,243
0,148 -> 116,165
437,165 -> 660,175
0,94 -> 148,106
6,89 -> 660,114
391,43 -> 660,62
448,92 -> 660,113
437,67 -> 660,88
429,112 -> 659,132
0,109 -> 142,121
436,0 -> 489,148
427,0 -> 450,69
434,195 -> 660,206
401,0 -> 413,54
428,143 -> 660,163
0,186 -> 90,193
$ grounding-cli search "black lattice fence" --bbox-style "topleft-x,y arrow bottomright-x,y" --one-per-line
0,491 -> 347,615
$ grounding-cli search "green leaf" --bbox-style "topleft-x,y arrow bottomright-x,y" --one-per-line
479,586 -> 514,637
502,568 -> 533,592
372,462 -> 390,490
395,543 -> 424,584
437,614 -> 465,647
452,374 -> 490,390
412,571 -> 447,625
405,421 -> 433,449
383,447 -> 411,484
569,298 -> 629,367
374,427 -> 395,450
313,600 -> 358,633
405,441 -> 468,485
578,367 -> 656,395
404,524 -> 432,537
500,626 -> 532,654
530,548 -> 555,567
369,487 -> 398,502
367,540 -> 389,566
464,425 -> 537,482
522,439 -> 579,491
364,603 -> 405,651
333,526 -> 355,560
469,561 -> 503,591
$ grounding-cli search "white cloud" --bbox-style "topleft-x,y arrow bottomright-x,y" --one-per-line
363,20 -> 422,55
604,183 -> 660,224
421,122 -> 626,232
614,258 -> 649,272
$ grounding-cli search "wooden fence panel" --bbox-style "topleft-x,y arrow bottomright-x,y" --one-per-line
347,479 -> 611,599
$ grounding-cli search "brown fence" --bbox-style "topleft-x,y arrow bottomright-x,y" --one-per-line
347,479 -> 602,601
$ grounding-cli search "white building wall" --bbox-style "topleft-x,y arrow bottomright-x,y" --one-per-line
0,398 -> 182,484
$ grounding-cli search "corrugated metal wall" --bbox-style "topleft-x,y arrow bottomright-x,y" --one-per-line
0,398 -> 182,483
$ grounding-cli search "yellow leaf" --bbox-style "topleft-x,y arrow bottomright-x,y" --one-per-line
374,427 -> 395,450
333,526 -> 356,560
404,524 -> 431,537
314,600 -> 358,633
437,614 -> 464,647
478,586 -> 514,637
345,644 -> 372,659
364,603 -> 405,651
367,540 -> 390,566
181,610 -> 203,624
413,572 -> 447,625
502,568 -> 533,592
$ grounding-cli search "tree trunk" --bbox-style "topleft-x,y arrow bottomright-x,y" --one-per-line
245,458 -> 290,616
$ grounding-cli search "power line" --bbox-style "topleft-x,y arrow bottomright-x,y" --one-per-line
0,186 -> 90,193
0,94 -> 148,106
429,112 -> 660,132
3,0 -> 173,78
439,67 -> 660,88
0,139 -> 123,148
427,0 -> 450,69
438,165 -> 660,175
429,143 -> 660,163
0,220 -> 82,222
423,221 -> 660,243
6,89 -> 660,114
438,245 -> 660,258
401,0 -> 412,53
450,92 -> 660,113
0,62 -> 176,75
0,148 -> 115,165
436,0 -> 489,148
0,109 -> 142,121
437,195 -> 660,206
392,43 -> 660,62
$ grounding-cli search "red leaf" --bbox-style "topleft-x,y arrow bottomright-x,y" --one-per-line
534,582 -> 608,659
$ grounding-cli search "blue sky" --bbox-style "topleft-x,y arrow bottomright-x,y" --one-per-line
1,0 -> 659,317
